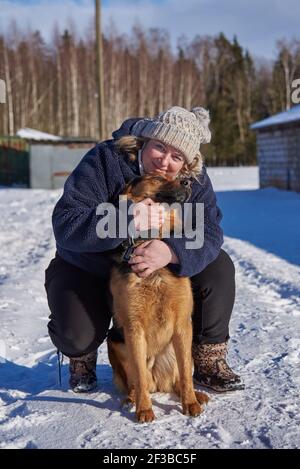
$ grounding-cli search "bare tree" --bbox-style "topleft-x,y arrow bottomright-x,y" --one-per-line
3,38 -> 14,135
276,39 -> 300,110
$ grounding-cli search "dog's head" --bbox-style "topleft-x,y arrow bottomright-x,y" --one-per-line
111,174 -> 192,266
122,172 -> 191,244
123,173 -> 192,205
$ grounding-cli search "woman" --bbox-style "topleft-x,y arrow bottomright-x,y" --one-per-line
45,106 -> 244,393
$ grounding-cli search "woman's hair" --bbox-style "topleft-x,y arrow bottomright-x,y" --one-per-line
116,135 -> 203,181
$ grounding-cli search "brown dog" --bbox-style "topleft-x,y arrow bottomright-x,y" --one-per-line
107,174 -> 209,422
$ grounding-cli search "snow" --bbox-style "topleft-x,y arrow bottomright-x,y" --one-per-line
16,128 -> 62,141
0,166 -> 300,449
250,104 -> 300,129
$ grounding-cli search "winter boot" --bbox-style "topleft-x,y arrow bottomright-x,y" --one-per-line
69,350 -> 97,393
192,342 -> 245,392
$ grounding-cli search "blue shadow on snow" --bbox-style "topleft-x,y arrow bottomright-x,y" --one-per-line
216,188 -> 300,267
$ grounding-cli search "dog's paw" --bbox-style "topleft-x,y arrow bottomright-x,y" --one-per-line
121,396 -> 135,409
137,408 -> 156,423
195,391 -> 209,405
182,401 -> 203,417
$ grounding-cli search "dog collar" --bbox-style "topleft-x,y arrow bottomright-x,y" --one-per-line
121,231 -> 151,263
121,236 -> 138,263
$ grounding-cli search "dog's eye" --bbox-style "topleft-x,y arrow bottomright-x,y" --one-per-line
180,179 -> 192,188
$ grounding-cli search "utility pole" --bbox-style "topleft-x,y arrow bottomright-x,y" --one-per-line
95,0 -> 105,140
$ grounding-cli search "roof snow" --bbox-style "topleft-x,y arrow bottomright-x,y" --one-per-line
16,128 -> 62,141
250,104 -> 300,130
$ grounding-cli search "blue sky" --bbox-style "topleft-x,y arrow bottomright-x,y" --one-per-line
1,0 -> 300,60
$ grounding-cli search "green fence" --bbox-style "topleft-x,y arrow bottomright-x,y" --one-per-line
0,137 -> 30,187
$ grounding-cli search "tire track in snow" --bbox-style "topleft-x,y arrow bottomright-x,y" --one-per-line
224,237 -> 300,314
222,237 -> 300,448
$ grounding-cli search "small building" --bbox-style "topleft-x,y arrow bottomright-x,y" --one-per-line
0,128 -> 97,189
250,105 -> 300,192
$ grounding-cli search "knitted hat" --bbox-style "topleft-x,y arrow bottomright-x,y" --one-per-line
131,106 -> 211,164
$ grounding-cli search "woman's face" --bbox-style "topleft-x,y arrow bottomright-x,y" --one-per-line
141,139 -> 185,180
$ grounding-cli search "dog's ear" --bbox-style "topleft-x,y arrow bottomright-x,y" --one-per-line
129,177 -> 144,189
121,177 -> 143,200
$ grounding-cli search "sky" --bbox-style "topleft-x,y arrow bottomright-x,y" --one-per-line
1,0 -> 300,60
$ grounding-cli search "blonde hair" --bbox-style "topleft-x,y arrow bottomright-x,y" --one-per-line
116,135 -> 203,180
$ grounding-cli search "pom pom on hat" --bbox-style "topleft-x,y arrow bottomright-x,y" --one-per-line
191,107 -> 211,144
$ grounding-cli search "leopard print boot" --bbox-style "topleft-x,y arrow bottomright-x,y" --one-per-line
192,342 -> 244,392
69,350 -> 97,393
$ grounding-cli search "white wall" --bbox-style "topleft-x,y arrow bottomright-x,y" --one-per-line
30,144 -> 94,189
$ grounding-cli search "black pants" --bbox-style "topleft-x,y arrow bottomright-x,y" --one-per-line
45,249 -> 235,358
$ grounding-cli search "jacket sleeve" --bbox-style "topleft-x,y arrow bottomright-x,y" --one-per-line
52,143 -> 134,253
163,168 -> 224,277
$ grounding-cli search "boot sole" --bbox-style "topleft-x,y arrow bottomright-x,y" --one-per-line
70,382 -> 98,393
193,377 -> 245,393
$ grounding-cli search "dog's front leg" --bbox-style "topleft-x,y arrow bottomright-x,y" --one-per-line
124,328 -> 156,423
172,322 -> 204,417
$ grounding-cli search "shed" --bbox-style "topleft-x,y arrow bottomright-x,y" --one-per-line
250,105 -> 300,192
0,129 -> 98,189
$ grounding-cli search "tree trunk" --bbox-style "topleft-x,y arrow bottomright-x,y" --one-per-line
3,44 -> 14,135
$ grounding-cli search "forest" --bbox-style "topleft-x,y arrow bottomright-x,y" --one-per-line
1,23 -> 300,165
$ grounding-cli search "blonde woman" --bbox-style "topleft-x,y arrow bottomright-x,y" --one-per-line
45,106 -> 244,393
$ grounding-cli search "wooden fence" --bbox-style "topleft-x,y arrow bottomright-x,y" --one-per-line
0,137 -> 29,187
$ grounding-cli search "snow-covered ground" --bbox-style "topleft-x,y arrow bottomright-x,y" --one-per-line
0,166 -> 299,449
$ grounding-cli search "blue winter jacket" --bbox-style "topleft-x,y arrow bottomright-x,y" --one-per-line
52,118 -> 224,278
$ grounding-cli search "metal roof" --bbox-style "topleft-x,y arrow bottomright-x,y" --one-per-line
16,128 -> 62,141
14,128 -> 97,144
250,104 -> 300,130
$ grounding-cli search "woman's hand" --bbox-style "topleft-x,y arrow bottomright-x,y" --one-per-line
128,240 -> 179,278
132,198 -> 165,233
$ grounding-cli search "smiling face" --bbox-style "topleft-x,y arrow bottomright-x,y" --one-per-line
141,139 -> 185,180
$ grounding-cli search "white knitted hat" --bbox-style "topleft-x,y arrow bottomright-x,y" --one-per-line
131,106 -> 211,164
